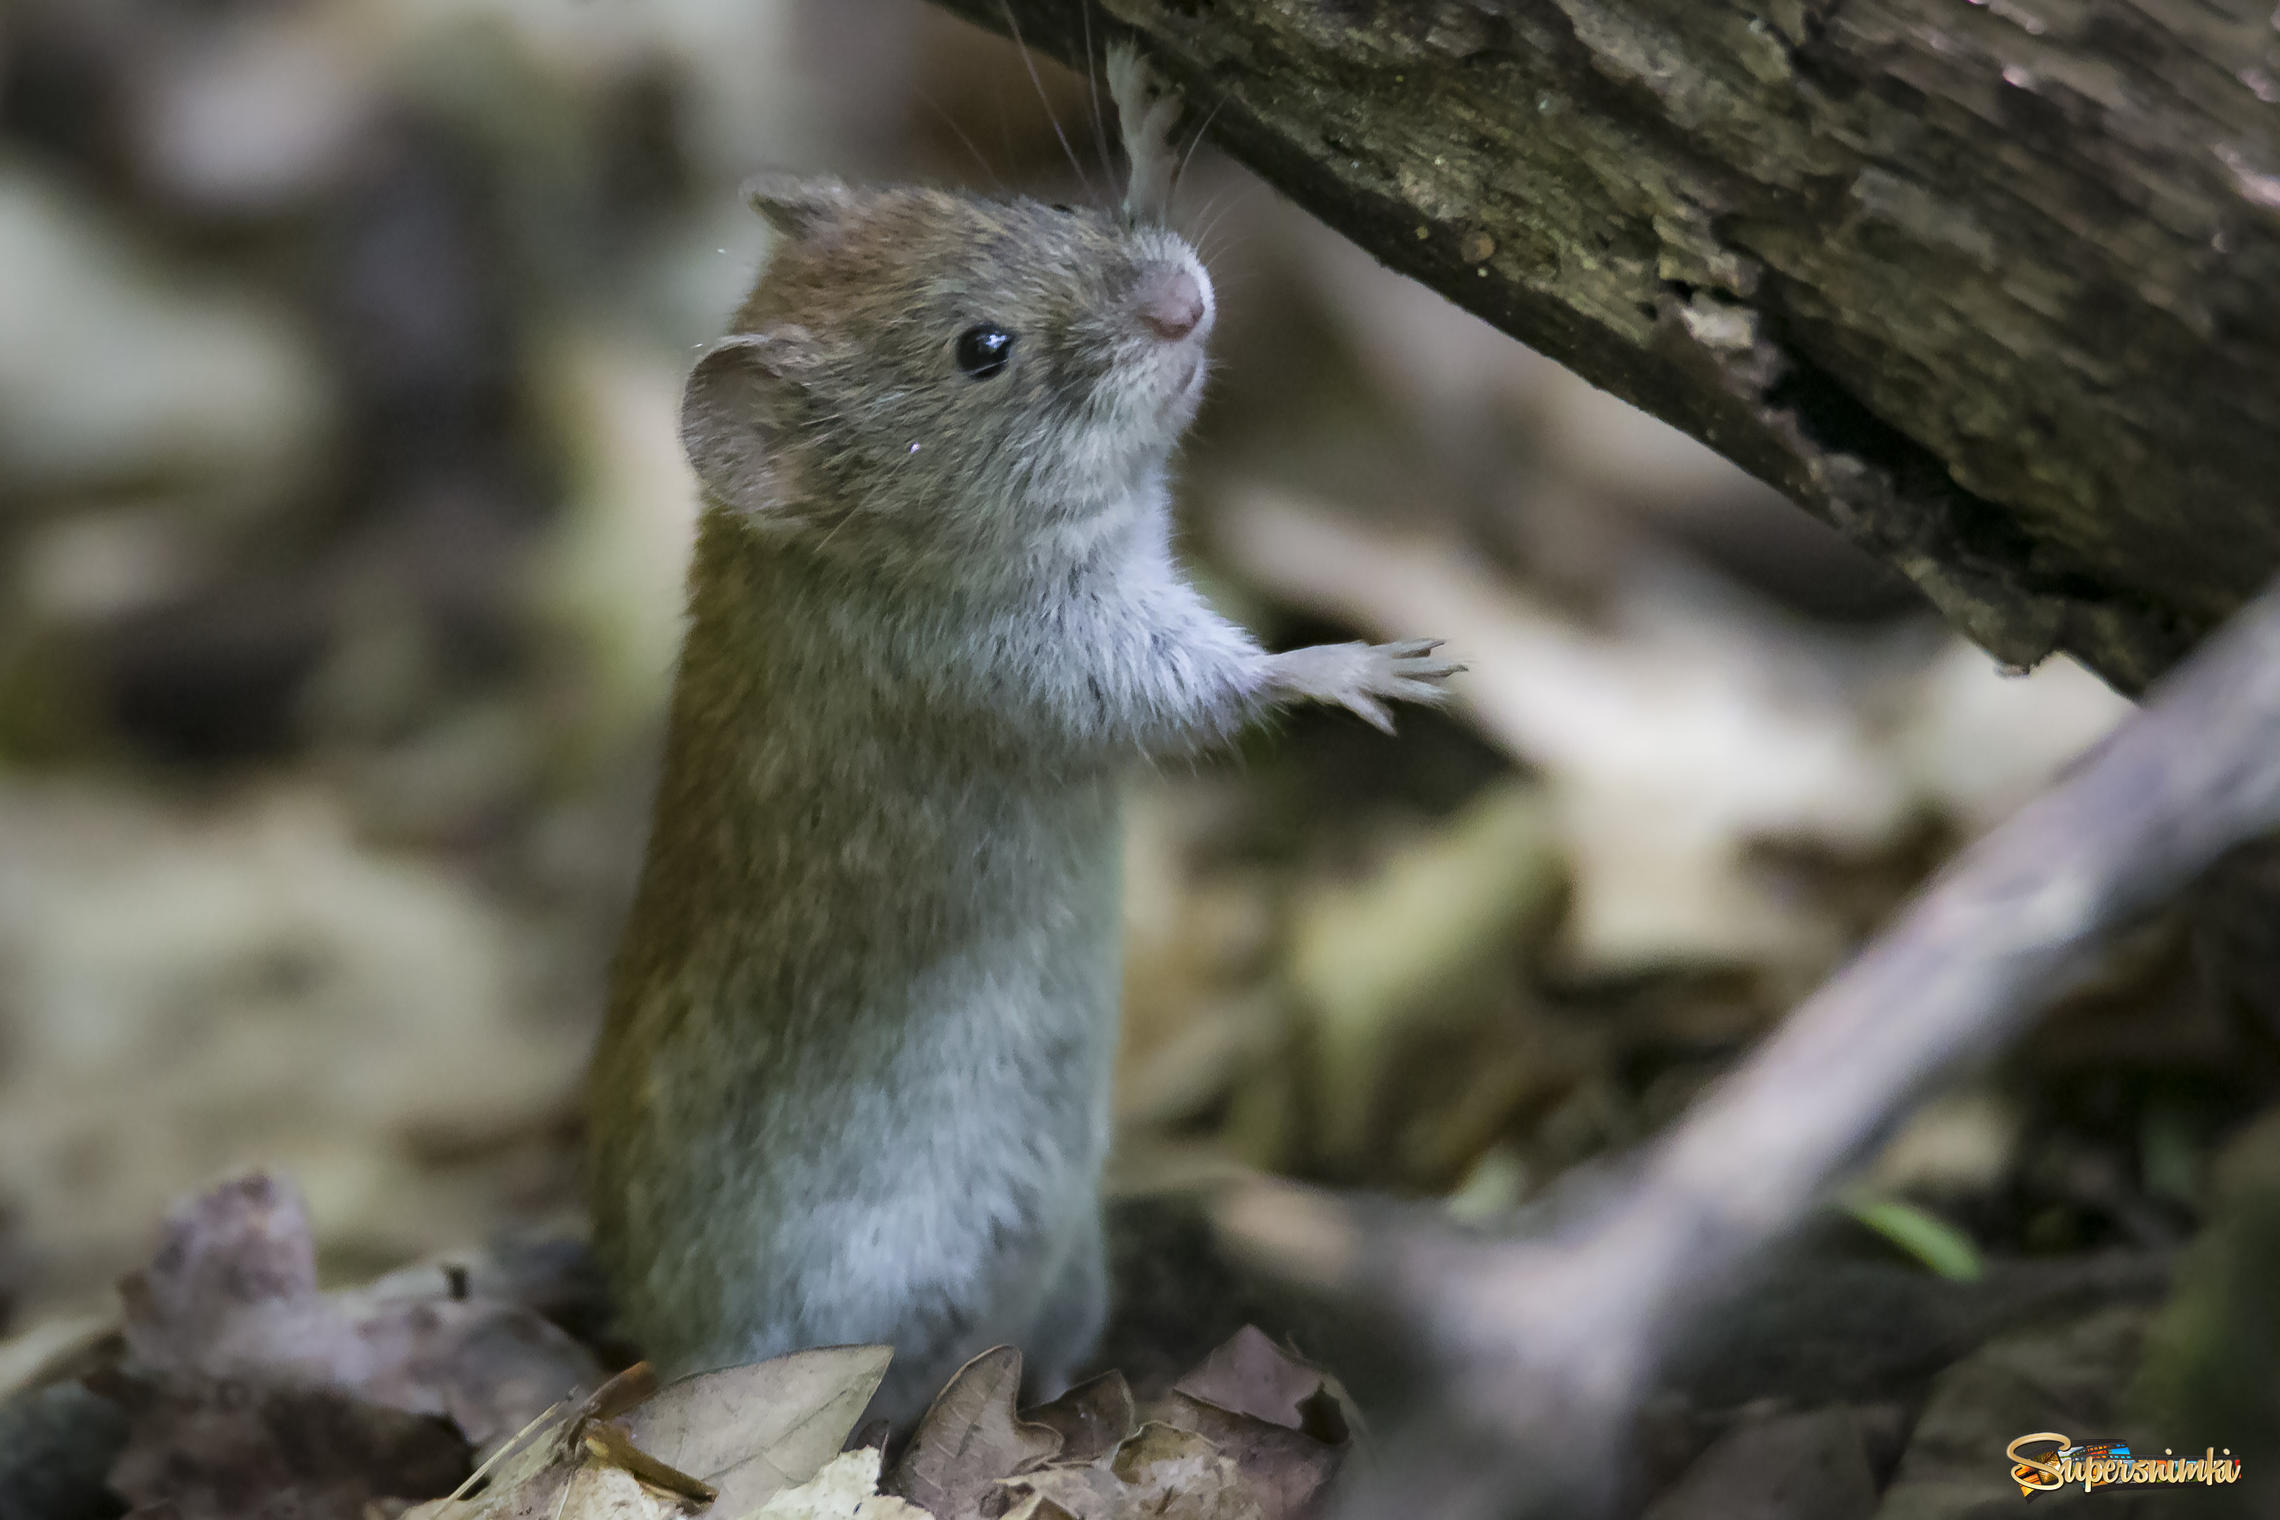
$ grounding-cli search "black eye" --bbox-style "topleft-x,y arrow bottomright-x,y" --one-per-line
1050,203 -> 1076,214
954,323 -> 1014,379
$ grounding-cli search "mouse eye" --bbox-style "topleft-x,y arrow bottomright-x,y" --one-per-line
954,323 -> 1015,379
1050,203 -> 1076,214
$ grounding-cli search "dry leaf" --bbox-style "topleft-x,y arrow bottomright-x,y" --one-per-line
1170,1329 -> 1328,1436
1107,1424 -> 1262,1520
0,1311 -> 120,1402
1001,1421 -> 1274,1520
1020,1372 -> 1136,1467
104,1373 -> 469,1520
546,1460 -> 695,1520
1216,492 -> 1897,969
419,1366 -> 656,1520
997,1498 -> 1079,1520
997,1463 -> 1123,1520
121,1172 -> 600,1447
101,1172 -> 612,1520
410,1349 -> 893,1520
1151,1396 -> 1340,1520
887,1346 -> 1061,1519
1286,781 -> 1562,1166
619,1346 -> 892,1516
582,1420 -> 716,1504
740,1446 -> 931,1519
398,1402 -> 576,1519
401,1413 -> 703,1520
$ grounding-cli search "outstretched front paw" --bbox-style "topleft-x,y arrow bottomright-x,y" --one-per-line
1269,639 -> 1463,734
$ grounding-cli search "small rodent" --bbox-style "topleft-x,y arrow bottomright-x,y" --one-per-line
586,52 -> 1458,1424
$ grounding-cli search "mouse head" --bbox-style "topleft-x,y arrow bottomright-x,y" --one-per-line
683,175 -> 1215,578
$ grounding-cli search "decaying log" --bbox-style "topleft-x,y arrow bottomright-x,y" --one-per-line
931,0 -> 2280,693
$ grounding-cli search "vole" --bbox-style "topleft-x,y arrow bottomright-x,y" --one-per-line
586,49 -> 1458,1423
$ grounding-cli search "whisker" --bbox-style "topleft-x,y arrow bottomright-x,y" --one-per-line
1192,186 -> 1258,262
1079,0 -> 1117,198
1183,183 -> 1234,243
999,0 -> 1099,206
1172,96 -> 1227,218
916,88 -> 1003,191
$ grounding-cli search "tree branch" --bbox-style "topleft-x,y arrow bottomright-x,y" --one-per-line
929,0 -> 2280,693
1215,570 -> 2280,1515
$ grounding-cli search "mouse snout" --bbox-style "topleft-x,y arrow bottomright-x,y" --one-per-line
1136,262 -> 1209,343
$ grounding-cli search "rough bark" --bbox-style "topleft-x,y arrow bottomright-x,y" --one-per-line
931,0 -> 2280,693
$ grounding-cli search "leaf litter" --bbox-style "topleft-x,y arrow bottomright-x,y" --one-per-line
38,1170 -> 1352,1520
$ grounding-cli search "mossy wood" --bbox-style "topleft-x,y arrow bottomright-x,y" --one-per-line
934,0 -> 2280,693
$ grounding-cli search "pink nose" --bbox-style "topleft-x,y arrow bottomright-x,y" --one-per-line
1138,263 -> 1207,342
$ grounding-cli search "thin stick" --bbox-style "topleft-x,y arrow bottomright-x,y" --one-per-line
1223,572 -> 2280,1517
443,1400 -> 567,1501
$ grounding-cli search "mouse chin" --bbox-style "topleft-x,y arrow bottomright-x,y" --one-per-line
1149,346 -> 1208,426
1082,346 -> 1207,477
1177,350 -> 1208,405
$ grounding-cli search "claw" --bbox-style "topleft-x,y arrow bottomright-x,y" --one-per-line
1386,678 -> 1454,704
1347,694 -> 1396,733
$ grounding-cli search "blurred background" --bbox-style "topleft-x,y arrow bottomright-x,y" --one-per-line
4,0 -> 2258,1376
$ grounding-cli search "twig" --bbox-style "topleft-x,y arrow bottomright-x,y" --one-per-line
1220,574 -> 2280,1517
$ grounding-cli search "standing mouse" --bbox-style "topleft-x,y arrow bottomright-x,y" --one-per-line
586,50 -> 1459,1423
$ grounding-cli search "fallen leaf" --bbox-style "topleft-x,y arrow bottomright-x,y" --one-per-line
358,1405 -> 574,1520
399,1412 -> 699,1520
547,1460 -> 694,1520
998,1463 -> 1123,1520
997,1498 -> 1079,1520
120,1172 -> 600,1448
1151,1395 -> 1341,1520
741,1446 -> 931,1519
0,1310 -> 121,1402
583,1420 -> 716,1504
0,785 -> 585,1324
427,1366 -> 653,1517
104,1373 -> 469,1520
1171,1328 -> 1331,1436
409,1350 -> 896,1520
1021,1372 -> 1135,1467
1216,491 -> 1905,969
118,1171 -> 331,1378
1108,1424 -> 1262,1520
620,1346 -> 892,1516
1286,781 -> 1562,1167
1000,1421 -> 1288,1520
887,1346 -> 1061,1519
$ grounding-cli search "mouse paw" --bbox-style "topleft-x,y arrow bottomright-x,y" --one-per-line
1108,42 -> 1185,225
1268,639 -> 1464,734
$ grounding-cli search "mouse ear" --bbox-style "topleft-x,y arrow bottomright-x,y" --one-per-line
742,173 -> 857,240
681,329 -> 821,515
